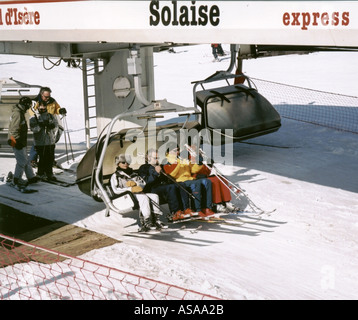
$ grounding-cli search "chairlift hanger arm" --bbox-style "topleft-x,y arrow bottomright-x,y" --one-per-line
124,100 -> 199,120
191,72 -> 248,87
8,78 -> 42,89
178,112 -> 202,117
137,115 -> 164,120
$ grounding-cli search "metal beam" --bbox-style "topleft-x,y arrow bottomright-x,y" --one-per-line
0,41 -> 187,58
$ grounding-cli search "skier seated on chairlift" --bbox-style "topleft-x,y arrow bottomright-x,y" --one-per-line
163,147 -> 215,219
110,154 -> 167,232
138,148 -> 198,223
187,144 -> 239,213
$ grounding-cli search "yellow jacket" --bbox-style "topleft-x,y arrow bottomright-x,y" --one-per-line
29,99 -> 61,116
164,154 -> 203,182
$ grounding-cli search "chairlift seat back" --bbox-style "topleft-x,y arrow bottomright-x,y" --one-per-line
196,84 -> 281,141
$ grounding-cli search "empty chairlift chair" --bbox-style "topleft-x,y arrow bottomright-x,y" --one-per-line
193,72 -> 281,142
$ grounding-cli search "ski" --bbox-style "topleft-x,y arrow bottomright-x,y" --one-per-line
41,178 -> 76,187
54,163 -> 76,174
234,209 -> 277,216
199,56 -> 231,64
204,217 -> 245,226
167,49 -> 188,54
5,172 -> 38,193
138,227 -> 161,234
198,211 -> 276,225
199,214 -> 248,226
138,223 -> 169,233
217,56 -> 231,62
124,229 -> 161,236
7,182 -> 38,194
177,225 -> 202,234
168,215 -> 203,224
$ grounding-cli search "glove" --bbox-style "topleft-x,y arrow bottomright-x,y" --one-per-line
59,108 -> 67,115
126,181 -> 137,187
8,136 -> 16,147
131,186 -> 143,193
48,122 -> 56,129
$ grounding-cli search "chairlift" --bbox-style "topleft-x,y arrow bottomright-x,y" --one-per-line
75,100 -> 201,217
193,71 -> 281,142
0,78 -> 41,128
0,78 -> 42,149
77,45 -> 281,216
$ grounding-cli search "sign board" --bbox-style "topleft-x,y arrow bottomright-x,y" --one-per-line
0,0 -> 357,46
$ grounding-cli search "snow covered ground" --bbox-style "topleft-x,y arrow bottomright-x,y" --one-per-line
1,45 -> 358,300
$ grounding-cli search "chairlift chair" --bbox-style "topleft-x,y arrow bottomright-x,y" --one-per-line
193,71 -> 281,142
75,101 -> 201,217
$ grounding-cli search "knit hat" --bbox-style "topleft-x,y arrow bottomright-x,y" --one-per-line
19,97 -> 32,110
115,154 -> 131,165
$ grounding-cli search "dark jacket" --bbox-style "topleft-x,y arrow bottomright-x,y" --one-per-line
138,163 -> 171,192
29,111 -> 58,146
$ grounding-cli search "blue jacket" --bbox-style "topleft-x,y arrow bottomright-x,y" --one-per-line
138,164 -> 170,192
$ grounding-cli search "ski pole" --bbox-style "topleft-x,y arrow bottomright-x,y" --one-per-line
137,191 -> 163,213
159,168 -> 200,202
199,149 -> 269,213
137,152 -> 201,202
63,117 -> 69,163
182,144 -> 241,201
208,164 -> 242,197
63,115 -> 74,161
198,146 -> 243,194
184,144 -> 267,214
184,144 -> 242,198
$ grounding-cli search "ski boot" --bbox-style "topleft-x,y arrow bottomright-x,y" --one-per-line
172,210 -> 191,222
225,202 -> 240,212
138,212 -> 157,233
153,214 -> 168,230
6,171 -> 14,183
184,208 -> 199,217
199,208 -> 215,220
11,177 -> 30,192
215,203 -> 228,213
